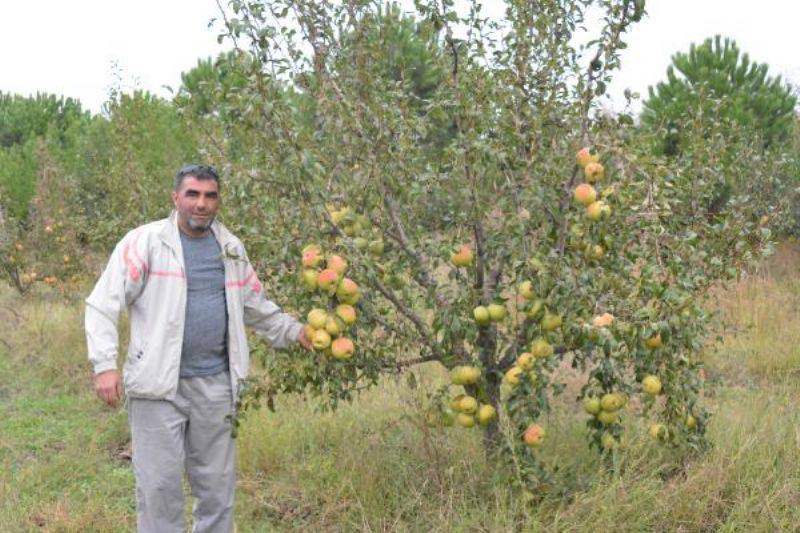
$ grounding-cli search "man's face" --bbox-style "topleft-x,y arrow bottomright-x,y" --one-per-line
171,176 -> 220,236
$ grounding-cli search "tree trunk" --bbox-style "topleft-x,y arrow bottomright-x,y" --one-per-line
481,375 -> 502,455
476,323 -> 501,456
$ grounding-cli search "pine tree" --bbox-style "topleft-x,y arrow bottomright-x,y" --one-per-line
642,35 -> 797,154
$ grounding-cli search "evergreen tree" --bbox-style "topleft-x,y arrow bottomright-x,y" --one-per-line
642,35 -> 797,154
175,51 -> 253,120
339,3 -> 452,150
0,92 -> 90,148
0,93 -> 93,219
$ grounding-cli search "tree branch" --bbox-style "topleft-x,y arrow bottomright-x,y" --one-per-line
368,275 -> 443,361
498,316 -> 536,370
557,2 -> 634,257
384,354 -> 439,372
556,165 -> 581,255
382,192 -> 447,307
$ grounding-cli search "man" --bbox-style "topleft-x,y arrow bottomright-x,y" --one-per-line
85,164 -> 312,532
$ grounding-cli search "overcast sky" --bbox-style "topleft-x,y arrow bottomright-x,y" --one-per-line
1,1 -> 798,115
0,1 -> 227,113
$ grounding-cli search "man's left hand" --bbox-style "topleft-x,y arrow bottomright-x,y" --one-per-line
297,327 -> 313,351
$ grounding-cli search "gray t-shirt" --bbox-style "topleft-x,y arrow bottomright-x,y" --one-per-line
178,230 -> 228,377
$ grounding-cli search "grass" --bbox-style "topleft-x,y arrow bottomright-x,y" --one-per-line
0,288 -> 134,532
707,240 -> 800,385
2,243 -> 800,531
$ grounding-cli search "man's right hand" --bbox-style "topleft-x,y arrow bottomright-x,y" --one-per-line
94,369 -> 123,407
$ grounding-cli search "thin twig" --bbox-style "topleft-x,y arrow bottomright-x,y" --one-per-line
369,276 -> 443,361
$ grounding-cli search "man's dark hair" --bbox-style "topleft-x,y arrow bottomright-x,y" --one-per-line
174,164 -> 220,191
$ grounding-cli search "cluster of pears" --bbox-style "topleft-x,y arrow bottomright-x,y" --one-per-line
458,251 -> 563,336
472,302 -> 507,326
328,206 -> 384,256
19,271 -> 58,287
641,374 -> 668,440
300,245 -> 361,304
44,221 -> 68,244
300,244 -> 361,360
583,392 -> 627,450
505,284 -> 562,384
503,334 -> 555,387
448,365 -> 497,428
573,148 -> 611,228
448,244 -> 508,327
649,414 -> 697,441
516,279 -> 562,329
10,243 -> 59,288
583,391 -> 627,428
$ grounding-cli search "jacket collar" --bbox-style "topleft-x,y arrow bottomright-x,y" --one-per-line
159,210 -> 236,251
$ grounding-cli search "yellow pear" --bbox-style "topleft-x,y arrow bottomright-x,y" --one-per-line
477,404 -> 497,426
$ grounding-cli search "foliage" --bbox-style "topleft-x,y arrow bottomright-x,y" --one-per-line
642,35 -> 797,155
0,142 -> 86,294
75,91 -> 200,247
0,92 -> 90,149
642,37 -> 800,234
341,3 -> 453,152
0,92 -> 103,294
175,51 -> 253,121
0,139 -> 39,220
0,90 -> 200,294
0,93 -> 93,220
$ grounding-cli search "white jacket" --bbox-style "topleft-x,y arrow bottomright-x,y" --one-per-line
85,211 -> 303,399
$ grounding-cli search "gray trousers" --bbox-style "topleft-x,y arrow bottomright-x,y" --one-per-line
128,371 -> 235,533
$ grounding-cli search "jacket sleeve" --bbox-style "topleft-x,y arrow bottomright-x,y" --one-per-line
240,256 -> 303,349
84,231 -> 148,374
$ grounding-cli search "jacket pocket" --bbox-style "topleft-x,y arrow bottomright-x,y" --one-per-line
127,337 -> 148,362
123,340 -> 148,388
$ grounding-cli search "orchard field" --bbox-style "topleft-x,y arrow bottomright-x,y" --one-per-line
2,0 -> 800,531
1,243 -> 800,531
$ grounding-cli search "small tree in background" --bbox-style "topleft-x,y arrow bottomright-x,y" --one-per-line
642,35 -> 797,156
642,35 -> 799,234
0,94 -> 94,294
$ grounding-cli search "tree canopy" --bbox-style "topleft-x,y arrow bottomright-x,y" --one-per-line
642,35 -> 797,154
